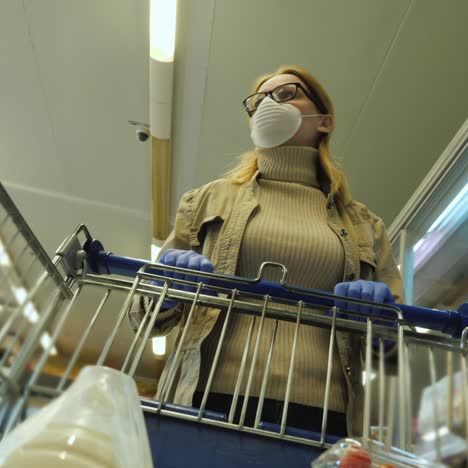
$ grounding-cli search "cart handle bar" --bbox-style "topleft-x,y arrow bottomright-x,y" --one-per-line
84,243 -> 468,338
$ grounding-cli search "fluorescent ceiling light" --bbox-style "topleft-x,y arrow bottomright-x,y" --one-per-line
14,289 -> 40,324
13,287 -> 28,305
150,0 -> 177,62
427,182 -> 467,234
413,182 -> 467,255
40,333 -> 58,356
0,241 -> 11,266
411,182 -> 467,270
24,302 -> 39,323
413,239 -> 424,252
152,336 -> 166,356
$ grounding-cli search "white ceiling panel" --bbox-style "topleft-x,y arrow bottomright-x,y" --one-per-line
169,0 -> 216,216
1,0 -> 151,213
3,180 -> 151,262
1,0 -> 152,263
0,0 -> 66,193
340,0 -> 468,222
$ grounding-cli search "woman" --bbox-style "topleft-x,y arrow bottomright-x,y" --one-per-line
130,65 -> 404,437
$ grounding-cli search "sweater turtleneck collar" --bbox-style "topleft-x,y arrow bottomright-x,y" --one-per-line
256,146 -> 320,187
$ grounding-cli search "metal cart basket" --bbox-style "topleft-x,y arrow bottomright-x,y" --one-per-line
0,182 -> 467,467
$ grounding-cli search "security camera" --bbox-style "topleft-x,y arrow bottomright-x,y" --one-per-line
136,128 -> 150,142
128,120 -> 150,143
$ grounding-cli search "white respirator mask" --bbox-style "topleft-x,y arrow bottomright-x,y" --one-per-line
250,96 -> 323,148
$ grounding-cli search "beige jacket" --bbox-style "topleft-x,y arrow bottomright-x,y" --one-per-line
129,168 -> 404,436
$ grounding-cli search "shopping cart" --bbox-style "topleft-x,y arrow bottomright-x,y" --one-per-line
0,181 -> 467,467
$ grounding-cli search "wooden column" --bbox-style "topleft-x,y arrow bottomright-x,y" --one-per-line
151,136 -> 171,240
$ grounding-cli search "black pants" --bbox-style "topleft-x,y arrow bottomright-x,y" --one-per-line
193,391 -> 348,438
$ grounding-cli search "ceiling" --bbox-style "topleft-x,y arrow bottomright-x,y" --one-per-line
1,0 -> 467,257
0,0 -> 152,260
0,0 -> 467,382
171,0 -> 468,226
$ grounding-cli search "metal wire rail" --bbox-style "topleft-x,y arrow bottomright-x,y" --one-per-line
0,181 -> 467,466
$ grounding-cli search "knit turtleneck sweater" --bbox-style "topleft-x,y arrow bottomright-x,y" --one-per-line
198,146 -> 347,413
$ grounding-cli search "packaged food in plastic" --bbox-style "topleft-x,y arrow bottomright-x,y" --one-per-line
0,366 -> 153,467
414,370 -> 468,464
311,437 -> 446,467
417,371 -> 466,437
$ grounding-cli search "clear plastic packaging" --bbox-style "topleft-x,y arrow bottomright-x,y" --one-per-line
414,370 -> 468,464
311,437 -> 446,467
0,366 -> 153,467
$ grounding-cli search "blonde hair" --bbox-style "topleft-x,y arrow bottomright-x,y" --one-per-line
225,65 -> 352,204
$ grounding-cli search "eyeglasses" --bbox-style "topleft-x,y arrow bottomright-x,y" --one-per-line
242,82 -> 327,117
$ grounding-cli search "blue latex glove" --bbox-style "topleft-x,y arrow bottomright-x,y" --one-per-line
151,249 -> 215,310
333,280 -> 395,318
333,280 -> 397,351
